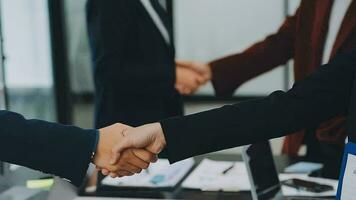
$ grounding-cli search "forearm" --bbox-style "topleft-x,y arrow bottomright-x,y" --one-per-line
0,111 -> 96,186
161,50 -> 356,163
210,14 -> 297,96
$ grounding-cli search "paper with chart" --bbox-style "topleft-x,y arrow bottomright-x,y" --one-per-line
340,154 -> 356,200
101,158 -> 194,188
182,159 -> 251,192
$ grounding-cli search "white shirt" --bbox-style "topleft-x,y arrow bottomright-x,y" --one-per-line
322,0 -> 353,64
140,0 -> 171,45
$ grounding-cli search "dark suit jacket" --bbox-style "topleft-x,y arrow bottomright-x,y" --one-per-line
161,49 -> 356,163
86,0 -> 182,128
210,0 -> 356,155
0,110 -> 96,187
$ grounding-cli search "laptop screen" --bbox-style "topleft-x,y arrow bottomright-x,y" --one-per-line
243,142 -> 282,200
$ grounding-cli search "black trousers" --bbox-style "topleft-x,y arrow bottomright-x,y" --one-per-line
305,129 -> 344,179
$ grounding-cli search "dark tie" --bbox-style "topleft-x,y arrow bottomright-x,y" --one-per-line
149,0 -> 173,41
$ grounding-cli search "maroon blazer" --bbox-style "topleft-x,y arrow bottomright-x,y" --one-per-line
210,0 -> 356,155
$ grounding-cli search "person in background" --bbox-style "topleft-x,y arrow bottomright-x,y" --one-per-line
86,0 -> 208,131
179,0 -> 356,178
0,110 -> 156,187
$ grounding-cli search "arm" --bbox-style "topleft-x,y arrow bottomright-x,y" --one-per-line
0,111 -> 96,186
160,50 -> 356,162
110,50 -> 356,164
0,111 -> 157,186
210,10 -> 299,96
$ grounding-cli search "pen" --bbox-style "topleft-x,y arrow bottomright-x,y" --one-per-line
222,163 -> 235,175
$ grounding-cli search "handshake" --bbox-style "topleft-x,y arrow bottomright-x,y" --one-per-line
175,60 -> 212,95
91,60 -> 212,177
92,123 -> 166,178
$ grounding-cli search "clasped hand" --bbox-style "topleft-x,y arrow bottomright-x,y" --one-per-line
175,60 -> 212,95
92,123 -> 166,178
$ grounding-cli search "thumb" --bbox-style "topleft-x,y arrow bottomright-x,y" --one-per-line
110,138 -> 131,164
146,141 -> 164,155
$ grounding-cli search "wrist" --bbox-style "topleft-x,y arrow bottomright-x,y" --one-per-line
152,122 -> 166,147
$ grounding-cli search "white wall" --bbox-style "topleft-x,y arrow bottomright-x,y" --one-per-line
0,0 -> 53,89
174,0 -> 287,96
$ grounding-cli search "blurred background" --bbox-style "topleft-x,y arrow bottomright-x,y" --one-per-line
0,0 -> 301,192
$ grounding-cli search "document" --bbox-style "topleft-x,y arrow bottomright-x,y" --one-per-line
101,158 -> 194,188
340,154 -> 356,200
181,159 -> 251,192
284,162 -> 323,174
279,174 -> 338,197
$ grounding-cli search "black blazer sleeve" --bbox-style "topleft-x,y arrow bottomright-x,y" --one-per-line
160,50 -> 356,163
0,110 -> 97,187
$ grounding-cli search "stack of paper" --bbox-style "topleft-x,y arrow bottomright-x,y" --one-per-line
101,158 -> 194,188
182,159 -> 251,192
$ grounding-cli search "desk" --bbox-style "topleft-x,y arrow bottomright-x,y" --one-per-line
49,154 -> 336,200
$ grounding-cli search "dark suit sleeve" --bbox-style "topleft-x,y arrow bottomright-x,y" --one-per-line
161,50 -> 356,163
210,9 -> 298,96
0,111 -> 97,187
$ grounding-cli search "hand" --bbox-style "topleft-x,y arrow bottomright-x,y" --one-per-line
100,148 -> 157,178
175,66 -> 205,95
176,60 -> 212,83
92,123 -> 157,178
110,123 -> 166,165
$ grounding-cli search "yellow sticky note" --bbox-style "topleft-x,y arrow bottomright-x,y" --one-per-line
26,179 -> 54,189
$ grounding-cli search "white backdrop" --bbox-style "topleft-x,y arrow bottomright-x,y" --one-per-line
174,0 -> 300,96
1,0 -> 53,89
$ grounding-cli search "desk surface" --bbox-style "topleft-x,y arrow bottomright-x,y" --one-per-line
87,154 -> 297,200
49,154 -> 336,200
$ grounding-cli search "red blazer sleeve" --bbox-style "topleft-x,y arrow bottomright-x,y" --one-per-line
210,10 -> 299,96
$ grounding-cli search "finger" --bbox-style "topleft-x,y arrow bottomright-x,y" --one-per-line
101,169 -> 110,176
109,172 -> 119,178
110,152 -> 121,165
195,74 -> 206,85
125,163 -> 143,174
110,138 -> 131,164
182,87 -> 192,95
176,60 -> 206,74
132,149 -> 155,165
175,84 -> 191,95
117,170 -> 134,177
116,154 -> 145,173
175,84 -> 186,94
175,60 -> 192,68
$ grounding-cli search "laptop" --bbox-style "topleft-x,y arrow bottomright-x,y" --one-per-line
242,141 -> 332,200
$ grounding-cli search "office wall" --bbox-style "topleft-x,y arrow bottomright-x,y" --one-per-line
1,0 -> 53,89
174,0 -> 301,96
0,0 -> 56,121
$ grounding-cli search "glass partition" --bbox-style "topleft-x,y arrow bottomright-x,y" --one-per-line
0,0 -> 56,121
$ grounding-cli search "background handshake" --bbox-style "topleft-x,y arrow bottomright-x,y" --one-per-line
92,123 -> 166,178
175,60 -> 212,95
91,59 -> 212,178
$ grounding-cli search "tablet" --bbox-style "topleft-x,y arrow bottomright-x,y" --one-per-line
336,142 -> 356,200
